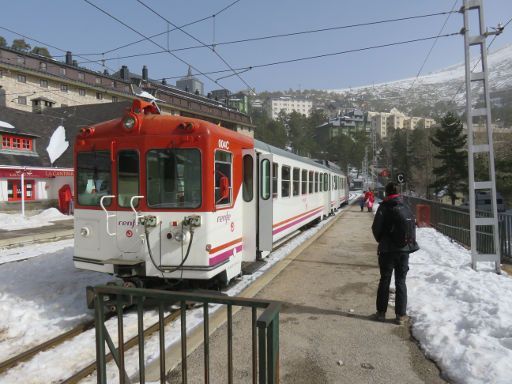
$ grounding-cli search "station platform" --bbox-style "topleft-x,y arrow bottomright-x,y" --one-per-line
162,204 -> 446,383
0,219 -> 73,248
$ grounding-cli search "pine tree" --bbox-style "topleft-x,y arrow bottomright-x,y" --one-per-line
0,36 -> 6,47
11,38 -> 31,51
430,112 -> 467,205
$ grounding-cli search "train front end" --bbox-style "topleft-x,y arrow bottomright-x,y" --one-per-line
73,100 -> 253,285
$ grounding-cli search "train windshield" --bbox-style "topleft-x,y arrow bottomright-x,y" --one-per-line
76,151 -> 112,206
146,149 -> 201,209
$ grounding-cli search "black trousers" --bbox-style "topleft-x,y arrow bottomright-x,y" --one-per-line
376,252 -> 410,316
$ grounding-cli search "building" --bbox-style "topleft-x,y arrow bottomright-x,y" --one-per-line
264,96 -> 313,119
316,108 -> 368,145
368,108 -> 437,138
0,47 -> 254,136
175,66 -> 204,96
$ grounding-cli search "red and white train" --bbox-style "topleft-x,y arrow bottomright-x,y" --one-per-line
73,100 -> 348,286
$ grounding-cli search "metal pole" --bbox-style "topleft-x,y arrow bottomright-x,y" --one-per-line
21,171 -> 25,217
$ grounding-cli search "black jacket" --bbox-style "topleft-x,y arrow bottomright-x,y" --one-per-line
372,195 -> 419,254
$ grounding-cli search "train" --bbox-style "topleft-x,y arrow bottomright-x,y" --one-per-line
73,99 -> 348,287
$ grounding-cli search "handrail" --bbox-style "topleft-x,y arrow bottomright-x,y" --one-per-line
130,195 -> 144,224
100,195 -> 116,236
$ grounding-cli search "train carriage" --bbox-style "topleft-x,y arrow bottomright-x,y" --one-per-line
73,100 -> 348,286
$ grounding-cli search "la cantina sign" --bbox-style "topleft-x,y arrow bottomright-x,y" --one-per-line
0,169 -> 73,178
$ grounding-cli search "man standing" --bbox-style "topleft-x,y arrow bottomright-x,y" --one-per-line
371,182 -> 419,325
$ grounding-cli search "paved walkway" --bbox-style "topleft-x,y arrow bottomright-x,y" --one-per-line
163,204 -> 446,383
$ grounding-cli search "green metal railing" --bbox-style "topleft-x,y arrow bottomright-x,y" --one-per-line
92,285 -> 281,384
404,196 -> 512,260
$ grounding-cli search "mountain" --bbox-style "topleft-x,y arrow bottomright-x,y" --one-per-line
329,43 -> 512,111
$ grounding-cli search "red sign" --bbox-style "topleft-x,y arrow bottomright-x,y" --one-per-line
0,168 -> 73,178
379,169 -> 390,177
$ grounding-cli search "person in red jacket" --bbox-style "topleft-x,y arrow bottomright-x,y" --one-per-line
365,189 -> 375,212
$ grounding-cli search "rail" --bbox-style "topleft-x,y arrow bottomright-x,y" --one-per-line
92,285 -> 281,384
404,196 -> 512,260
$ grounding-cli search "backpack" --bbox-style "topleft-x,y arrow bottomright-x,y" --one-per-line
388,202 -> 419,252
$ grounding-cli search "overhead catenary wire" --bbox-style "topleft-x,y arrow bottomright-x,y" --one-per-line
135,0 -> 253,91
83,0 -> 230,91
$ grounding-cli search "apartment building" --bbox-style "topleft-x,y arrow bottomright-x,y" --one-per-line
264,96 -> 313,119
368,108 -> 437,138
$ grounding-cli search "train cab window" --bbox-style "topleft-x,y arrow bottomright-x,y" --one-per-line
292,168 -> 300,196
324,173 -> 329,191
301,170 -> 307,195
146,149 -> 201,209
260,159 -> 270,200
272,163 -> 278,199
77,151 -> 112,206
215,150 -> 232,206
281,166 -> 290,197
118,150 -> 139,208
243,154 -> 254,202
315,172 -> 319,193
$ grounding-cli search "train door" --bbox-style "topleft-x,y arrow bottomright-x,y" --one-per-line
242,149 -> 257,262
115,149 -> 144,254
257,153 -> 273,254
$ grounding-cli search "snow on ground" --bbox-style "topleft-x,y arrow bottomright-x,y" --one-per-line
0,197 -> 511,383
0,208 -> 71,231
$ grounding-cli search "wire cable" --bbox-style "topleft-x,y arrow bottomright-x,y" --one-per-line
83,0 -> 229,90
136,0 -> 253,91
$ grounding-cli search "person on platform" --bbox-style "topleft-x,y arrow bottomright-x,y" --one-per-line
371,182 -> 419,325
359,191 -> 366,212
365,189 -> 375,212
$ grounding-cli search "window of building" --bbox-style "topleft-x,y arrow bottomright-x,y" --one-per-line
17,96 -> 27,105
40,79 -> 48,88
281,166 -> 290,198
0,70 -> 3,78
292,168 -> 300,196
243,154 -> 254,202
79,89 -> 86,96
2,134 -> 33,150
309,171 -> 314,194
7,179 -> 35,201
39,62 -> 47,71
96,92 -> 103,100
59,68 -> 66,76
215,150 -> 232,206
112,96 -> 118,102
95,77 -> 101,84
17,74 -> 26,83
301,170 -> 307,195
272,162 -> 278,199
61,104 -> 68,107
17,56 -> 25,65
78,72 -> 85,80
60,84 -> 68,92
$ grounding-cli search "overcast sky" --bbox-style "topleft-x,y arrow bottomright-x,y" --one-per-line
1,0 -> 511,93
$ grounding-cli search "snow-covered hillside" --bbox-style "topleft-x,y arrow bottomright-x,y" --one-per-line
330,43 -> 512,107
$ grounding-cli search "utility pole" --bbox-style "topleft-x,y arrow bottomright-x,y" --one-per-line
462,0 -> 503,273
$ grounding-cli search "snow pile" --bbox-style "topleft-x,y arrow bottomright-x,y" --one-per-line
0,120 -> 15,129
409,228 -> 512,384
46,125 -> 69,164
0,208 -> 71,231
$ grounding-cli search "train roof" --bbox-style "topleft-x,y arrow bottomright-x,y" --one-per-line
255,140 -> 344,175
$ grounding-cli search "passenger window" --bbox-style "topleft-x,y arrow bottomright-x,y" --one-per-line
301,170 -> 307,195
243,154 -> 253,202
319,173 -> 323,192
272,163 -> 278,199
118,150 -> 139,207
324,173 -> 329,191
281,166 -> 290,197
260,159 -> 270,200
315,172 -> 318,193
292,168 -> 300,196
215,150 -> 232,206
309,171 -> 313,194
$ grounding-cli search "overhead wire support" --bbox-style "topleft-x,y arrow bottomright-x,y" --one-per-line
82,0 -> 230,91
136,0 -> 254,91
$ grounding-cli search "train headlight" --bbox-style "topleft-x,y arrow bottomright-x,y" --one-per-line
122,114 -> 138,131
80,226 -> 91,237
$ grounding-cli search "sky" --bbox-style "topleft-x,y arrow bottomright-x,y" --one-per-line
1,202 -> 512,383
1,0 -> 511,93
